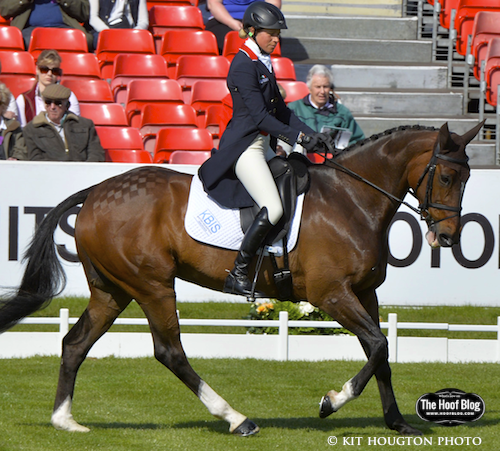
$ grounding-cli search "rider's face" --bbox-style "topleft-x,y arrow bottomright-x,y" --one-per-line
309,75 -> 331,108
254,28 -> 280,54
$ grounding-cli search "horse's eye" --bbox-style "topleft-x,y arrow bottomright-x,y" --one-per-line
440,174 -> 451,186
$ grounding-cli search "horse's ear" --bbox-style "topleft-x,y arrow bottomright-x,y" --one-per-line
460,120 -> 486,146
437,122 -> 454,150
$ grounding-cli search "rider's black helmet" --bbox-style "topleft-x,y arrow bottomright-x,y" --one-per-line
242,1 -> 288,31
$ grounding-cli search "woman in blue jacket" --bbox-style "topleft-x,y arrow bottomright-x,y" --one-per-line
199,2 -> 327,298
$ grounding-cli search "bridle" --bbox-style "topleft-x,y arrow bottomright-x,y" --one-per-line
411,142 -> 469,227
316,139 -> 470,226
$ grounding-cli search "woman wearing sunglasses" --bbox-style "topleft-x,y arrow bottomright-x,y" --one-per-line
16,49 -> 80,127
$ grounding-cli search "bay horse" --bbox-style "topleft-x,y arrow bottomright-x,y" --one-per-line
0,122 -> 481,436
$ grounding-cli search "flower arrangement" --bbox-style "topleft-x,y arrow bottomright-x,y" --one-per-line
245,300 -> 351,335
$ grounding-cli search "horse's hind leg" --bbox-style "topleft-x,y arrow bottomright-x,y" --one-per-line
51,285 -> 132,432
137,286 -> 259,436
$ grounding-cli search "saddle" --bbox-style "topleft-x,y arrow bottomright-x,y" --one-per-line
239,152 -> 312,300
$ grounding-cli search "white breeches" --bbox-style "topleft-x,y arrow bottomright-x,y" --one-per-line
234,134 -> 283,225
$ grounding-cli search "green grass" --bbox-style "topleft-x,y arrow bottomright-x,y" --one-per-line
3,300 -> 500,449
0,357 -> 497,450
12,298 -> 500,339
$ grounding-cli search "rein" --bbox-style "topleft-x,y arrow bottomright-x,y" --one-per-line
315,140 -> 470,224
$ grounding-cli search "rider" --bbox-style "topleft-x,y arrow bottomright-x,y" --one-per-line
198,1 -> 331,298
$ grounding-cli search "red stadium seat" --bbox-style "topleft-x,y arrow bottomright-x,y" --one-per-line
222,30 -> 281,61
59,52 -> 101,82
189,79 -> 229,126
271,57 -> 296,81
61,79 -> 114,103
169,150 -> 211,164
0,51 -> 35,74
278,80 -> 309,103
125,78 -> 184,127
471,11 -> 500,79
80,103 -> 128,126
175,55 -> 230,102
147,0 -> 198,9
148,5 -> 204,53
153,128 -> 213,163
0,51 -> 36,96
96,29 -> 155,79
439,0 -> 460,29
0,75 -> 36,97
96,126 -> 145,153
203,104 -> 224,140
110,54 -> 168,104
161,30 -> 218,78
0,15 -> 10,26
455,0 -> 500,56
139,103 -> 198,152
0,26 -> 24,51
147,0 -> 192,8
485,38 -> 500,106
28,27 -> 89,58
106,149 -> 154,163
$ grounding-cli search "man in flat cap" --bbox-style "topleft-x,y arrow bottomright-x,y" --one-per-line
23,84 -> 105,161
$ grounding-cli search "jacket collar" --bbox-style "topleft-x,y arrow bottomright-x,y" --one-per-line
1,117 -> 21,133
31,111 -> 79,127
240,39 -> 273,73
302,94 -> 338,116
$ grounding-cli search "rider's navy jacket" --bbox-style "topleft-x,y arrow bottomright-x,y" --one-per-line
198,43 -> 314,209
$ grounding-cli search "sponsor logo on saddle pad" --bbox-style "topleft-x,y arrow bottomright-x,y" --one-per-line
196,209 -> 221,234
416,388 -> 485,426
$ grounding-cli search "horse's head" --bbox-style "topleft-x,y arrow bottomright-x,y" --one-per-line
412,122 -> 483,248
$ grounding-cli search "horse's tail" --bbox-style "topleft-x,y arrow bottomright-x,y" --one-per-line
0,186 -> 95,333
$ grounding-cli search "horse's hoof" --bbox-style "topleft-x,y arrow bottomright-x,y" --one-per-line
232,418 -> 260,436
319,394 -> 335,418
392,420 -> 423,436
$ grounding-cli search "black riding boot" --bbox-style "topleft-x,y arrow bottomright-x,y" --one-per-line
223,207 -> 274,298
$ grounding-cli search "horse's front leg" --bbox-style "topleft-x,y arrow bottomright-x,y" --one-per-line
358,290 -> 422,435
313,285 -> 390,417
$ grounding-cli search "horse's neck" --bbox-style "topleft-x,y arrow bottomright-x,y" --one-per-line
336,134 -> 413,197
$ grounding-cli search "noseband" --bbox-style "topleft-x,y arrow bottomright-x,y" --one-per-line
411,142 -> 470,227
318,140 -> 470,224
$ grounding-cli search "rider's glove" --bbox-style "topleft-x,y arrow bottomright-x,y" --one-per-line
297,132 -> 333,152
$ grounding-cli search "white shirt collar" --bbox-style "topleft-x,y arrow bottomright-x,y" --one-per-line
245,38 -> 273,73
308,94 -> 334,110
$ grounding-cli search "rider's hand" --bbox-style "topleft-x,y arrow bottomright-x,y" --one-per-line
299,132 -> 333,152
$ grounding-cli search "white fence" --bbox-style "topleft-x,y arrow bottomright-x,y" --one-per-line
0,310 -> 499,364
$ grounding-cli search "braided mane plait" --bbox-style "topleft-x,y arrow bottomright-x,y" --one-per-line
343,124 -> 439,153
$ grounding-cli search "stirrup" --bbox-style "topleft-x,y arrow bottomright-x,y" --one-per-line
223,272 -> 266,300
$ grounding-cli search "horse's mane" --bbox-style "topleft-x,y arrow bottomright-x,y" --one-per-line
345,124 -> 439,153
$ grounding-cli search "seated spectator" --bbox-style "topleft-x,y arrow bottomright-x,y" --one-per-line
288,65 -> 365,149
89,0 -> 149,51
23,84 -> 105,161
16,49 -> 80,127
206,0 -> 281,53
0,0 -> 93,51
0,61 -> 19,120
0,83 -> 27,160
